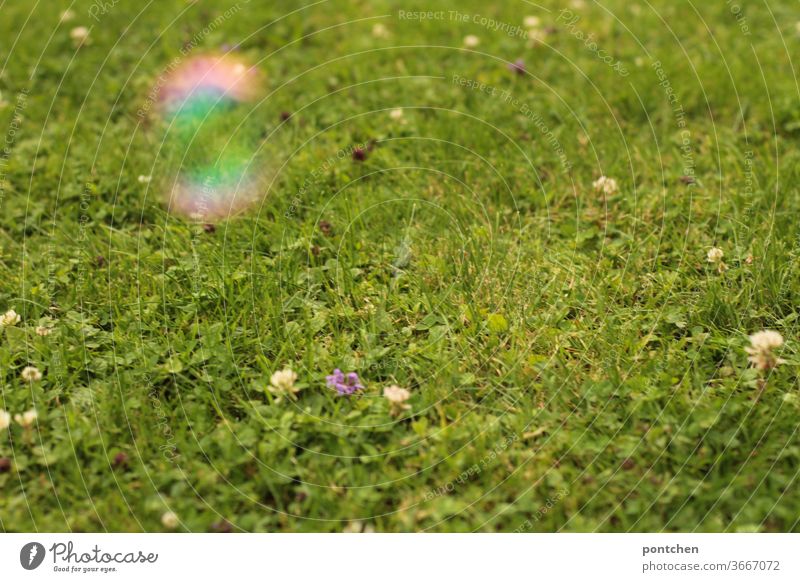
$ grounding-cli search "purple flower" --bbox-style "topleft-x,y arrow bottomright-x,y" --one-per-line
326,368 -> 364,395
352,147 -> 367,162
508,58 -> 526,75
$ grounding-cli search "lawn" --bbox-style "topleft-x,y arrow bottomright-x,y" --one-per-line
1,0 -> 799,532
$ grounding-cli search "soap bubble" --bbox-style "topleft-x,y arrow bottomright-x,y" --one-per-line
151,54 -> 265,221
159,54 -> 260,115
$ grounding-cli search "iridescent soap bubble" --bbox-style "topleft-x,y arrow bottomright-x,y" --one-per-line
168,153 -> 262,221
159,54 -> 260,115
153,54 -> 265,221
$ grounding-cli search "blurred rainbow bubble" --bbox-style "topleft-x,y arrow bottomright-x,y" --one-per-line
159,54 -> 260,114
153,54 -> 264,221
168,157 -> 262,221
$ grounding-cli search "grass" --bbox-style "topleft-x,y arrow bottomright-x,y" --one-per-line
1,0 -> 799,532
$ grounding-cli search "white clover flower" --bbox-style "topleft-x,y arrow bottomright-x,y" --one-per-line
372,23 -> 389,39
592,176 -> 618,195
14,409 -> 37,428
35,326 -> 52,336
21,366 -> 42,382
269,368 -> 299,395
137,175 -> 152,184
524,16 -> 541,28
70,26 -> 89,45
0,409 -> 10,431
343,520 -> 375,533
706,247 -> 724,263
389,108 -> 404,120
746,330 -> 785,371
1,309 -> 20,327
706,247 -> 728,273
384,385 -> 410,404
384,385 -> 411,415
161,511 -> 179,529
527,28 -> 546,44
463,35 -> 480,48
749,330 -> 783,352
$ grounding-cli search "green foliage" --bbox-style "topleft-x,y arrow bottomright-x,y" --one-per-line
0,0 -> 798,532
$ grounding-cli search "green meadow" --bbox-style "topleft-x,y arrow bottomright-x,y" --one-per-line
0,0 -> 799,532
